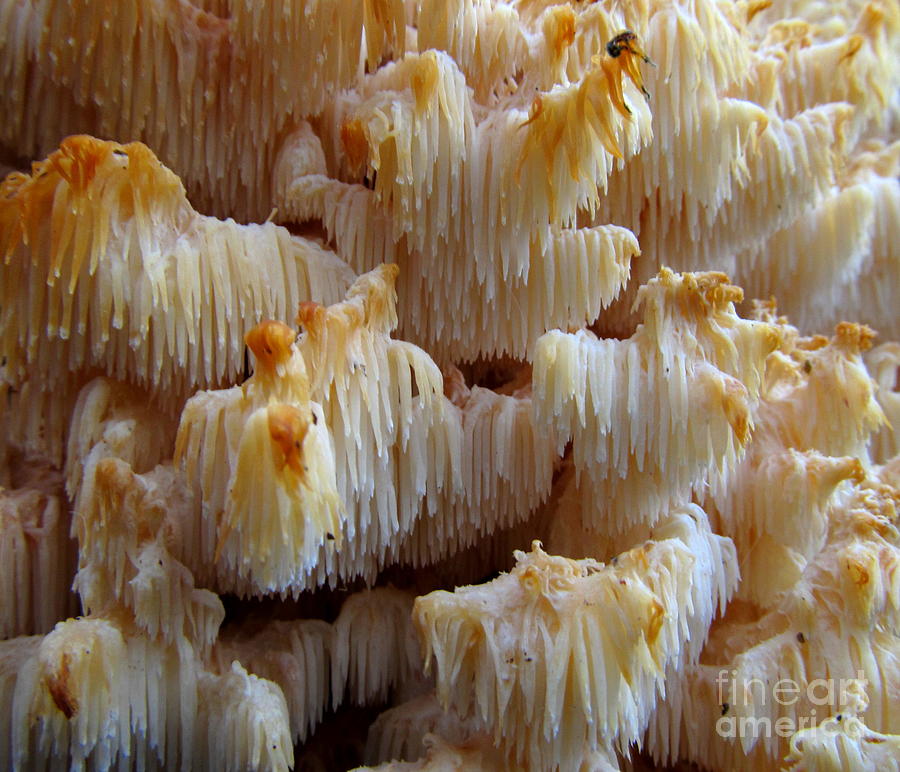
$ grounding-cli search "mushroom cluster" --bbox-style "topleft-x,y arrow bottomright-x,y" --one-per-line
0,0 -> 898,770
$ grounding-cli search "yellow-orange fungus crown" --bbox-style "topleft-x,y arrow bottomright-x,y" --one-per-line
267,404 -> 312,477
245,320 -> 296,373
835,321 -> 876,353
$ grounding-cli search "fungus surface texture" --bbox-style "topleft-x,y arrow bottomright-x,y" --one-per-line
0,0 -> 898,771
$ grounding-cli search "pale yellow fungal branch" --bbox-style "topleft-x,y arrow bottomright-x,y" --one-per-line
0,0 -> 406,220
59,374 -> 219,654
827,141 -> 900,341
600,100 -> 853,332
219,402 -> 343,588
534,269 -> 781,530
64,270 -> 556,608
391,371 -> 556,568
416,0 -> 530,101
174,266 -> 459,594
330,588 -> 424,709
214,618 -> 333,746
738,180 -> 878,328
65,377 -> 179,507
195,661 -> 294,772
0,618 -> 294,772
174,326 -> 342,594
592,0 -> 896,337
758,321 -> 885,458
0,402 -> 294,770
416,0 -> 646,100
738,140 -> 900,340
333,42 -> 651,256
646,479 -> 900,771
413,505 -> 738,771
707,317 -> 886,605
541,495 -> 741,676
327,52 -> 473,253
785,679 -> 900,771
0,137 -> 354,402
278,38 -> 649,361
280,164 -> 639,360
715,449 -> 865,607
73,457 -> 222,656
358,697 -> 622,769
213,587 -> 423,748
62,339 -> 339,603
589,0 -> 761,319
286,267 -> 460,587
755,1 -> 900,129
362,694 -> 477,768
867,343 -> 900,464
0,0 -> 897,767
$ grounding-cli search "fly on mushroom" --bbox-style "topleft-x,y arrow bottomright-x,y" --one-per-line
606,30 -> 654,102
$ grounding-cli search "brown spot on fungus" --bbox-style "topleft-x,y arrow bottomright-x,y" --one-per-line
46,652 -> 78,719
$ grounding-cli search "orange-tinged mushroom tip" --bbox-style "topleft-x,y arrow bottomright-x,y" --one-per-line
245,320 -> 296,371
520,95 -> 545,129
50,135 -> 111,193
746,0 -> 773,23
835,322 -> 876,353
267,404 -> 312,477
519,564 -> 544,595
411,52 -> 440,114
721,378 -> 752,445
340,119 -> 369,174
296,301 -> 326,334
547,6 -> 576,59
662,269 -> 745,310
841,458 -> 867,486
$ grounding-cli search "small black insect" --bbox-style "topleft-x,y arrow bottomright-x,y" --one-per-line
605,31 -> 654,102
606,31 -> 640,59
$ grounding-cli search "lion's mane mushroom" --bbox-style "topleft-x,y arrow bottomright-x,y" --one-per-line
0,473 -> 294,770
412,505 -> 738,771
533,269 -> 781,530
785,679 -> 900,771
0,0 -> 898,770
704,315 -> 887,605
274,27 -> 651,362
172,266 -> 558,595
0,136 -> 353,461
0,0 -> 408,221
647,477 -> 900,771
